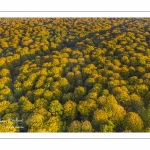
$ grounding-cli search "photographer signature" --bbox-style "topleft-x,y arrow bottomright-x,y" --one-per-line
0,117 -> 23,123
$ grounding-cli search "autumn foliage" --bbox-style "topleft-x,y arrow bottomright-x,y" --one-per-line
0,18 -> 150,132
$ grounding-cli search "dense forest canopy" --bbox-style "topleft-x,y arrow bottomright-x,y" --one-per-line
0,18 -> 150,132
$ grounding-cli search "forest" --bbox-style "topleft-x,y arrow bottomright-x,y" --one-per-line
0,18 -> 150,132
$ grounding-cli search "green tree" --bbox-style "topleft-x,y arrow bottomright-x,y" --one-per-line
62,93 -> 73,103
74,86 -> 86,102
100,120 -> 115,132
130,93 -> 144,112
138,107 -> 150,128
49,100 -> 63,116
52,89 -> 62,100
84,77 -> 95,90
34,98 -> 48,109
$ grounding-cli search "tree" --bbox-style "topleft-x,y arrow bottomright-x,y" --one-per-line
49,100 -> 63,116
58,77 -> 70,93
33,107 -> 51,120
82,67 -> 92,80
0,87 -> 13,102
93,109 -> 108,130
68,120 -> 81,132
78,99 -> 97,119
130,93 -> 144,112
33,88 -> 44,100
26,113 -> 44,132
66,72 -> 75,85
0,100 -> 10,117
136,66 -> 145,77
85,92 -> 98,100
138,106 -> 150,128
74,86 -> 86,102
121,55 -> 130,66
81,120 -> 93,132
90,83 -> 103,96
102,89 -> 109,96
45,116 -> 64,132
43,90 -> 53,102
50,81 -> 61,91
96,95 -> 107,108
60,57 -> 69,67
35,76 -> 46,89
14,81 -> 23,97
122,112 -> 144,132
112,87 -> 131,109
5,102 -> 19,114
104,104 -> 126,126
115,91 -> 131,109
22,80 -> 33,92
62,93 -> 73,103
44,77 -> 53,89
0,68 -> 10,77
63,100 -> 77,121
34,98 -> 48,109
52,89 -> 62,100
96,94 -> 118,108
0,58 -> 7,69
120,65 -> 129,79
84,77 -> 95,90
135,84 -> 148,97
19,96 -> 35,113
100,120 -> 115,132
108,79 -> 120,90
